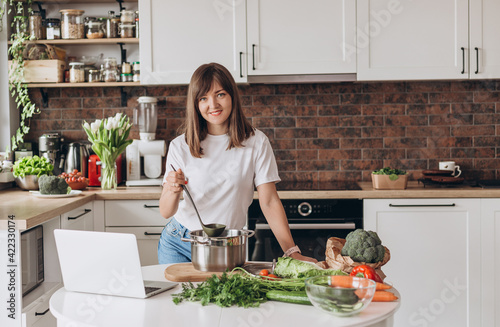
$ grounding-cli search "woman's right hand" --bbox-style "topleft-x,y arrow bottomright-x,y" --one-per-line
165,168 -> 187,194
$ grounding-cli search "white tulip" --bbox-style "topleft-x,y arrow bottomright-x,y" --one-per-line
90,120 -> 102,133
83,122 -> 90,130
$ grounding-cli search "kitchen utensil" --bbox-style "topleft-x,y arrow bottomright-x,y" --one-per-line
15,175 -> 39,190
64,142 -> 89,177
439,161 -> 462,177
164,262 -> 224,282
39,133 -> 63,175
170,164 -> 226,237
182,229 -> 255,272
305,275 -> 377,317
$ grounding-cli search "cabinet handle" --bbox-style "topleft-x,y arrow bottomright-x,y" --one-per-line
143,204 -> 159,208
389,203 -> 456,207
252,44 -> 256,70
35,308 -> 49,316
475,47 -> 479,74
68,209 -> 91,220
239,51 -> 243,78
144,232 -> 162,236
461,47 -> 465,74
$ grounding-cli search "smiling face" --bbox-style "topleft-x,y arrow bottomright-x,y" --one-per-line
198,82 -> 233,135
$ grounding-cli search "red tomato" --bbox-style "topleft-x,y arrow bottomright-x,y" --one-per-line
73,169 -> 78,174
259,269 -> 269,277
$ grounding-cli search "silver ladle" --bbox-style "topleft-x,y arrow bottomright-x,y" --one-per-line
170,165 -> 226,237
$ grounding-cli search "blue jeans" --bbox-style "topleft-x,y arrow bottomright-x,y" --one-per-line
158,217 -> 192,264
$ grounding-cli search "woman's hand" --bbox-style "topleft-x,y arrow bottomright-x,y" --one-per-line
289,252 -> 318,263
165,168 -> 187,194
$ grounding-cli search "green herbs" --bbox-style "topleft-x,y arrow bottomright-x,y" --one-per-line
172,270 -> 306,308
372,167 -> 407,181
13,155 -> 53,178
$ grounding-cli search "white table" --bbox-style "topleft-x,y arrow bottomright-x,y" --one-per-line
50,264 -> 400,327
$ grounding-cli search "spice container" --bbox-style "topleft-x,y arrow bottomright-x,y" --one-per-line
29,11 -> 43,40
86,21 -> 104,39
69,62 -> 85,83
119,24 -> 134,38
88,70 -> 101,82
120,10 -> 135,24
121,62 -> 131,74
60,9 -> 85,39
132,61 -> 140,82
46,18 -> 61,40
121,73 -> 133,82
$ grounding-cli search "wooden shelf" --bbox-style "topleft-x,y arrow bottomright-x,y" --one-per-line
8,38 -> 139,45
27,81 -> 140,88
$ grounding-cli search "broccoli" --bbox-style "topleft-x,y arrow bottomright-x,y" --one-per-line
38,175 -> 70,195
341,229 -> 385,263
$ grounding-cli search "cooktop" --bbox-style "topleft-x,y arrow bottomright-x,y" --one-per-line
275,181 -> 362,191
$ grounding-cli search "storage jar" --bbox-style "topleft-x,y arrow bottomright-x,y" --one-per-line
29,11 -> 43,40
88,70 -> 101,83
120,10 -> 135,24
106,11 -> 120,38
86,21 -> 104,39
46,18 -> 61,40
69,62 -> 85,83
60,9 -> 85,39
119,24 -> 134,38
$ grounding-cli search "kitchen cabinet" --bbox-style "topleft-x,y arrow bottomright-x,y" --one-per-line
104,200 -> 167,266
364,198 -> 481,327
480,199 -> 500,326
140,0 -> 246,85
357,0 -> 500,81
61,202 -> 93,231
246,0 -> 356,76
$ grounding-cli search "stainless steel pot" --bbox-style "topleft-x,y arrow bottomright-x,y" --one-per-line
182,229 -> 255,272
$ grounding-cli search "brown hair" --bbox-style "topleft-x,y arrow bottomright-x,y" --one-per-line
182,63 -> 254,158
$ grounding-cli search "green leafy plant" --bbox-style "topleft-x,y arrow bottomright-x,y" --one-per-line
372,167 -> 407,181
1,0 -> 40,152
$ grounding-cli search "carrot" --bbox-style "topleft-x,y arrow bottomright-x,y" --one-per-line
372,290 -> 398,302
375,282 -> 392,290
330,275 -> 356,288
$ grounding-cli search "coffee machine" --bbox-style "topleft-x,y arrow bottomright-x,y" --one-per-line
39,133 -> 64,175
126,97 -> 166,186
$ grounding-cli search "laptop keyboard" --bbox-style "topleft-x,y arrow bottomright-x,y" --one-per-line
145,286 -> 161,295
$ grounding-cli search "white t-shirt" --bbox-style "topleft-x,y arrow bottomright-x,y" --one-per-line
163,129 -> 280,231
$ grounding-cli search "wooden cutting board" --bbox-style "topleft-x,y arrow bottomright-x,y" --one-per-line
164,263 -> 224,282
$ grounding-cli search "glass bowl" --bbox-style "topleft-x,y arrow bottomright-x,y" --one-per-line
15,175 -> 40,190
305,275 -> 376,317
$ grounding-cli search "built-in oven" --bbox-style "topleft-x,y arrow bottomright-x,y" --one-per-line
248,196 -> 363,262
21,225 -> 44,296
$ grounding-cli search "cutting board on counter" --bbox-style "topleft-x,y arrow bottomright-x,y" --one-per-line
164,263 -> 224,282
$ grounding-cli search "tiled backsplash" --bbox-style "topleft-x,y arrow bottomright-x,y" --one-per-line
26,80 -> 500,182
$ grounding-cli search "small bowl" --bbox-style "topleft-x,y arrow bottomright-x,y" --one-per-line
66,179 -> 88,190
15,175 -> 40,190
305,275 -> 376,317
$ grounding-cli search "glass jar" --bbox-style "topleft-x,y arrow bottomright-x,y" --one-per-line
103,57 -> 117,70
103,69 -> 118,83
134,11 -> 139,38
88,69 -> 101,83
14,16 -> 28,35
60,9 -> 85,39
46,18 -> 61,40
121,73 -> 133,82
69,62 -> 85,83
105,11 -> 119,38
86,21 -> 104,39
120,10 -> 135,24
121,62 -> 131,74
29,11 -> 43,40
119,24 -> 134,38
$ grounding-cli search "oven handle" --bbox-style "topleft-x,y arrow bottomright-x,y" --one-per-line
255,223 -> 356,230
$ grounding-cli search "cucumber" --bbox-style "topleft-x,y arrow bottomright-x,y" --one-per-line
266,291 -> 312,305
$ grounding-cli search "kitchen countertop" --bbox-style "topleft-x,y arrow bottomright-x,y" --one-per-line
2,181 -> 500,230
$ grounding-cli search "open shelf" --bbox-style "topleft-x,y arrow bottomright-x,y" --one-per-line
27,81 -> 140,88
8,38 -> 139,45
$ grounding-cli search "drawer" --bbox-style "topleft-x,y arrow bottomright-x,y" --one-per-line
105,226 -> 165,266
61,202 -> 94,230
22,284 -> 60,327
105,200 -> 166,226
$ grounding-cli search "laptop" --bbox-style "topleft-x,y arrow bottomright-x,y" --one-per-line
54,229 -> 177,298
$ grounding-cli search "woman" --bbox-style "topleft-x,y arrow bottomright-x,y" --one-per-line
158,62 -> 316,264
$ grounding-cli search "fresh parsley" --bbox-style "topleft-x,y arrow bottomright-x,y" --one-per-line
372,167 -> 407,181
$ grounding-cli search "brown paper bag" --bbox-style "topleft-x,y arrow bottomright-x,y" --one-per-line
323,237 -> 390,280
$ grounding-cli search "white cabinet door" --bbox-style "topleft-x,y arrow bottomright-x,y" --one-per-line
247,0 -> 356,75
469,0 -> 500,79
357,0 -> 469,81
60,203 -> 93,231
140,0 -> 246,84
364,199 -> 481,327
480,199 -> 500,326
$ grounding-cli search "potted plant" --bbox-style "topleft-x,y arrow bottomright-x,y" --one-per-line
1,0 -> 40,152
371,167 -> 408,190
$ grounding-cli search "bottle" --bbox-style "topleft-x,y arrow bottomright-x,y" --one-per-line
106,11 -> 119,38
135,11 -> 139,38
132,61 -> 140,82
46,18 -> 61,40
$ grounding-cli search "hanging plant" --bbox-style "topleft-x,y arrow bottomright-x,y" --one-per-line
1,0 -> 40,152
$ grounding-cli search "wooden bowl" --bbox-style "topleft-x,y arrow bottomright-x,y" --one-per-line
66,179 -> 88,190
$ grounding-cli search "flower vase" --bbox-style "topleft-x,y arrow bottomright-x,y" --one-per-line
101,162 -> 117,190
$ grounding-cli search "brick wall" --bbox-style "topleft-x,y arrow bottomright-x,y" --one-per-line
27,80 -> 500,182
